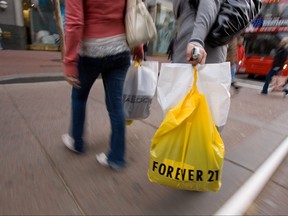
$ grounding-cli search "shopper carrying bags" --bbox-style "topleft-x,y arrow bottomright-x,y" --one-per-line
261,37 -> 288,95
62,0 -> 143,171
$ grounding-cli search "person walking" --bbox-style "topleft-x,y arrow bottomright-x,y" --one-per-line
226,37 -> 241,91
62,0 -> 143,171
236,35 -> 246,71
172,0 -> 227,66
261,37 -> 288,95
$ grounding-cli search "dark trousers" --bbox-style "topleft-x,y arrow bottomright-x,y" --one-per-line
262,67 -> 280,94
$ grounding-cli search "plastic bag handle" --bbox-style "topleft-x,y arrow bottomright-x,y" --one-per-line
193,66 -> 198,88
188,66 -> 199,96
134,60 -> 141,67
180,66 -> 198,165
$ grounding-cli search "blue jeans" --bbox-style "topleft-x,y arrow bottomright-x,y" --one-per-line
231,63 -> 237,82
71,51 -> 131,167
262,67 -> 280,94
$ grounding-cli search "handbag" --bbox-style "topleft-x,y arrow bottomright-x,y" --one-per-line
271,75 -> 288,92
157,62 -> 231,127
125,0 -> 157,48
148,67 -> 225,192
123,61 -> 159,120
190,0 -> 262,47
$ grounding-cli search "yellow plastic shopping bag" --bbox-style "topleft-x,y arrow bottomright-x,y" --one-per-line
148,67 -> 225,192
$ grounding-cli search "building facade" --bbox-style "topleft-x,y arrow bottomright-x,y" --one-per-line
0,0 -> 64,51
0,0 -> 26,50
0,0 -> 175,55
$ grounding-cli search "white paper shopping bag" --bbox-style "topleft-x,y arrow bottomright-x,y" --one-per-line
123,61 -> 159,120
157,62 -> 231,127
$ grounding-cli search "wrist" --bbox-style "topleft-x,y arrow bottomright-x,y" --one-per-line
188,39 -> 204,48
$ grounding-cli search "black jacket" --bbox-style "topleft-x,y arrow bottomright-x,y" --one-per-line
272,47 -> 288,68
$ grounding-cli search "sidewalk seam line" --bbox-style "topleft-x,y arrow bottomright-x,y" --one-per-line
224,158 -> 254,173
271,175 -> 288,191
139,120 -> 159,130
4,86 -> 86,216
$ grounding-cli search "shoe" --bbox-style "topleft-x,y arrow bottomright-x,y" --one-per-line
96,153 -> 126,171
96,153 -> 109,167
261,91 -> 268,95
109,161 -> 126,171
234,85 -> 241,90
231,82 -> 241,90
283,89 -> 288,97
62,133 -> 82,154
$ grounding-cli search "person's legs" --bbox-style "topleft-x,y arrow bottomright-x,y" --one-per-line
231,63 -> 237,84
101,52 -> 130,168
262,68 -> 278,94
70,56 -> 100,152
230,63 -> 241,90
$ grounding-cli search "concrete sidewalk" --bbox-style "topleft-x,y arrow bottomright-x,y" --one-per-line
0,50 -> 169,84
0,50 -> 63,76
0,50 -> 287,215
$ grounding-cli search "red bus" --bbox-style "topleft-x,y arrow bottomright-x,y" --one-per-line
238,0 -> 288,77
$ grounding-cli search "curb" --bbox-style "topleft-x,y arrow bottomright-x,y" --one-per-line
0,73 -> 64,84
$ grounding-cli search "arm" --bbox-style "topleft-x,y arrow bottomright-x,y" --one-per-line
190,0 -> 221,47
64,0 -> 84,87
132,44 -> 144,61
187,0 -> 222,65
276,49 -> 288,69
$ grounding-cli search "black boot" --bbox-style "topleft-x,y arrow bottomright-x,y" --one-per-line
231,82 -> 241,90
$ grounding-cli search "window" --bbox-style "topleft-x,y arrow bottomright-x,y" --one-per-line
245,33 -> 288,57
29,0 -> 64,46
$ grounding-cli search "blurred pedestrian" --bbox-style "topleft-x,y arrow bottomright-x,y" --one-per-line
236,35 -> 246,71
226,37 -> 241,91
172,0 -> 227,66
261,37 -> 288,95
62,0 -> 144,171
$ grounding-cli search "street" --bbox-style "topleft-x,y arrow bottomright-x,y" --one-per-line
0,50 -> 287,215
1,0 -> 288,214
